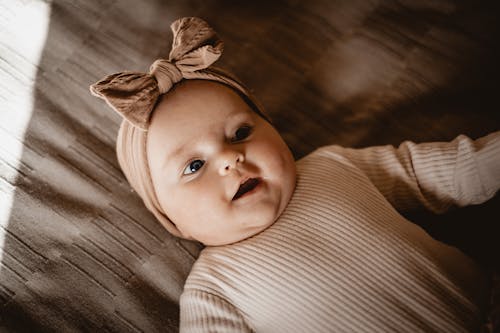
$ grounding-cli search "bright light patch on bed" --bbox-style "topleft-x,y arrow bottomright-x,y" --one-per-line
0,0 -> 51,260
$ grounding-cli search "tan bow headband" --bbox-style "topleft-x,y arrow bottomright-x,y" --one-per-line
89,17 -> 265,237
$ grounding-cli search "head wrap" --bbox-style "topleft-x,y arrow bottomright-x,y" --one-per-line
89,17 -> 265,237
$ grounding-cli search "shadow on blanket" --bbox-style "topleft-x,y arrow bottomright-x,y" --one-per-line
1,0 -> 499,332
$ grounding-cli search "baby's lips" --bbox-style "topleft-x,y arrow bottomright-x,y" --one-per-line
230,175 -> 250,200
232,177 -> 261,201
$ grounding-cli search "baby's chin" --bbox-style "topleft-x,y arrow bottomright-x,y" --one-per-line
192,215 -> 278,246
169,198 -> 285,246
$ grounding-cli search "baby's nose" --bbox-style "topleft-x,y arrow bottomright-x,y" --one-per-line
218,150 -> 244,176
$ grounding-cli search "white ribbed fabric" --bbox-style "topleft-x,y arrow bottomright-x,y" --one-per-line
180,132 -> 500,333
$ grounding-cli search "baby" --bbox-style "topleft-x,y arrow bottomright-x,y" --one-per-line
91,17 -> 500,332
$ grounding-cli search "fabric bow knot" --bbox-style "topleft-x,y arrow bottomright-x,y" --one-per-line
90,17 -> 223,130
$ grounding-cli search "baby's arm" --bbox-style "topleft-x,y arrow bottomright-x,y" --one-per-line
317,131 -> 500,214
180,289 -> 253,332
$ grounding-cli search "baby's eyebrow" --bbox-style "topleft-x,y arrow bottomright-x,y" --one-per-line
162,143 -> 188,171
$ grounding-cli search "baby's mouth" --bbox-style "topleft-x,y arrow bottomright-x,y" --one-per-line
232,178 -> 261,201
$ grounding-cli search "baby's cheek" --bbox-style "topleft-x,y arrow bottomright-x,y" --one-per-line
163,184 -> 201,218
168,190 -> 211,234
256,140 -> 291,172
185,177 -> 226,213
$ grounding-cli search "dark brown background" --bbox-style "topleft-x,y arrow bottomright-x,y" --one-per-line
1,0 -> 499,332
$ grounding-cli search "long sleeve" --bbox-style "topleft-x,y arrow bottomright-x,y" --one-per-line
180,289 -> 253,333
316,131 -> 500,213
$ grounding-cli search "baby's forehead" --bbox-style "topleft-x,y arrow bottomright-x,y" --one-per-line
147,82 -> 256,160
156,79 -> 265,122
151,81 -> 254,127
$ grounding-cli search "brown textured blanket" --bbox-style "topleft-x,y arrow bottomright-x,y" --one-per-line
1,0 -> 499,332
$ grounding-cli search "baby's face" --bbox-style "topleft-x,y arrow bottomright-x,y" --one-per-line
146,80 -> 296,246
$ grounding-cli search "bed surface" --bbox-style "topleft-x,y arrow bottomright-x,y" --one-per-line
1,0 -> 499,331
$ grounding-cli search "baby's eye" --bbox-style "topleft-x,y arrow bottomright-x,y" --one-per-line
231,125 -> 253,142
183,159 -> 205,175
